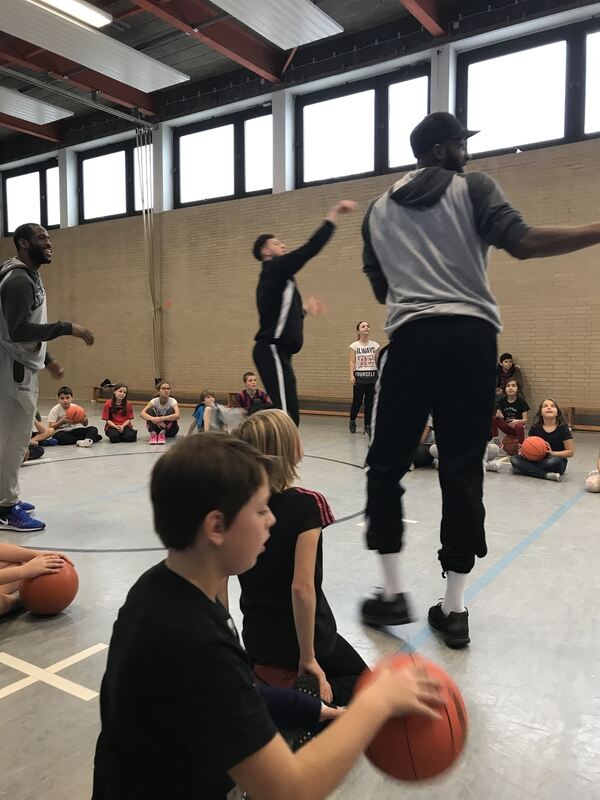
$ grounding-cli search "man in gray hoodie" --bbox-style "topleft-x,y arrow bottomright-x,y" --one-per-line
0,223 -> 94,532
360,112 -> 600,647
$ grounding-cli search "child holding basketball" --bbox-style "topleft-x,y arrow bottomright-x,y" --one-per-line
235,409 -> 367,706
510,398 -> 574,481
0,542 -> 71,616
102,384 -> 137,444
93,434 -> 441,799
141,381 -> 180,444
48,386 -> 102,445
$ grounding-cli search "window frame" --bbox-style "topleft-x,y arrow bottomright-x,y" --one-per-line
456,19 -> 600,160
173,106 -> 273,209
2,158 -> 59,236
77,141 -> 138,225
295,62 -> 430,189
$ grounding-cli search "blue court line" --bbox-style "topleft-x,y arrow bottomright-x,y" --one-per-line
402,489 -> 587,651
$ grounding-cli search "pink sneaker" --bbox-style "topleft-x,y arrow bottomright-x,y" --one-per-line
157,431 -> 166,444
149,432 -> 158,445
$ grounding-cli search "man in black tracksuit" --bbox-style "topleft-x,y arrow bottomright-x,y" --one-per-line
252,200 -> 356,425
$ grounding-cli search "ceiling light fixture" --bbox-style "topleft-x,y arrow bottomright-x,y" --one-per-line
26,0 -> 112,29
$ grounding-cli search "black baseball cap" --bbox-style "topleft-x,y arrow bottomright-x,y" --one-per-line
410,112 -> 479,158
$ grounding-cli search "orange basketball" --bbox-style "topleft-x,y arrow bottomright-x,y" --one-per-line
520,436 -> 550,461
66,404 -> 86,424
501,434 -> 519,456
355,653 -> 468,781
20,561 -> 79,615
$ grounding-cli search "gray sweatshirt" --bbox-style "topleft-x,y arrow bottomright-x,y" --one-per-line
362,167 -> 530,335
0,257 -> 71,370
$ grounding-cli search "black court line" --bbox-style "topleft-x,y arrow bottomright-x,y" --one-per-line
26,453 -> 365,554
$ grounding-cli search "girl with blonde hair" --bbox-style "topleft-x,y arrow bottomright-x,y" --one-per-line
235,409 -> 367,705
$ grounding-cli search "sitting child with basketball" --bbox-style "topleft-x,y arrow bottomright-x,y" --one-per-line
48,386 -> 102,446
140,381 -> 180,444
510,398 -> 574,482
101,384 -> 137,444
0,542 -> 71,616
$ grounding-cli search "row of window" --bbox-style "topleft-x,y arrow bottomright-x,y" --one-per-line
2,23 -> 600,232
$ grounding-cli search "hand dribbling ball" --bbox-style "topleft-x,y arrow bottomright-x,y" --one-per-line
20,561 -> 79,615
66,404 -> 86,424
520,436 -> 550,462
354,653 -> 468,781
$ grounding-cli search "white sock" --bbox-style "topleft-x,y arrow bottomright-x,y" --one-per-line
442,571 -> 467,615
380,553 -> 403,600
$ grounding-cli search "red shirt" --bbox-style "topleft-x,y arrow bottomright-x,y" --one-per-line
102,400 -> 134,430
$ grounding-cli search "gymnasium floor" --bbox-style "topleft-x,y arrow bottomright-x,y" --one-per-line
1,407 -> 599,800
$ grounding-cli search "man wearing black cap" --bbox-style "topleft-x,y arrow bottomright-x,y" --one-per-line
360,111 -> 600,647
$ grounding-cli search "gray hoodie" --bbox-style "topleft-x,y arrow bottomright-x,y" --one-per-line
362,167 -> 530,335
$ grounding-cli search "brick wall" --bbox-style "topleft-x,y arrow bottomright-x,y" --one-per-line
1,137 -> 599,410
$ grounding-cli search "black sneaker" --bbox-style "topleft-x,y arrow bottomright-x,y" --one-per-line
349,420 -> 357,433
364,425 -> 371,436
361,591 -> 414,627
428,602 -> 470,649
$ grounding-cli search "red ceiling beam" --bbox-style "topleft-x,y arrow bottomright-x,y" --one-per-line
0,112 -> 62,142
400,0 -> 444,37
129,0 -> 287,83
0,34 -> 158,116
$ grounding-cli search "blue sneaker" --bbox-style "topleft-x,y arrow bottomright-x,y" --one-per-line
41,437 -> 58,446
0,506 -> 45,532
15,501 -> 35,513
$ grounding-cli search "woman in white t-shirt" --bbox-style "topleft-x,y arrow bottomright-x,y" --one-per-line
348,321 -> 379,436
140,381 -> 180,444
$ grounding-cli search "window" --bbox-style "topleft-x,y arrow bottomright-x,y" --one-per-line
463,41 -> 567,154
585,31 -> 600,134
245,115 -> 273,193
388,76 -> 429,168
82,150 -> 127,220
1,160 -> 59,234
179,124 -> 235,203
174,109 -> 272,207
302,90 -> 375,183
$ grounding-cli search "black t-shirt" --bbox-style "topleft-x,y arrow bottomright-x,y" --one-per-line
239,488 -> 337,665
527,423 -> 573,453
93,561 -> 276,800
496,395 -> 529,420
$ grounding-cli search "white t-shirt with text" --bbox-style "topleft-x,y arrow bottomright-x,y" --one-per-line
349,340 -> 380,373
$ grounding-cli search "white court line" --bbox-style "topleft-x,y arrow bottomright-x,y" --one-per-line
0,643 -> 108,702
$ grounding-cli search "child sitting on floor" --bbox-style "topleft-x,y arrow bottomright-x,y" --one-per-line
0,543 -> 72,616
584,451 -> 600,493
141,381 -> 180,444
102,384 -> 137,444
187,390 -> 217,436
236,372 -> 271,412
510,398 -> 574,482
48,386 -> 102,446
496,352 -> 524,397
492,378 -> 529,447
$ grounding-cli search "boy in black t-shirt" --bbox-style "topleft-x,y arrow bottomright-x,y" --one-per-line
93,434 -> 442,800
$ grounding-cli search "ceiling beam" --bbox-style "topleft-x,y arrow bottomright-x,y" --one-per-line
0,34 -> 158,116
400,0 -> 444,37
129,0 -> 287,83
0,112 -> 62,142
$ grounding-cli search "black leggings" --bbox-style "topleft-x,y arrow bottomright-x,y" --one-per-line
350,382 -> 375,426
54,426 -> 102,445
106,427 -> 137,444
318,634 -> 368,706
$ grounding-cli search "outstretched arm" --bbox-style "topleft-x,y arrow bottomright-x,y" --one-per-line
510,224 -> 600,259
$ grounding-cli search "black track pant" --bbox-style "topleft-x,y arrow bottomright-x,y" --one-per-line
106,427 -> 138,443
350,382 -> 375,426
366,316 -> 497,574
253,341 -> 299,426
